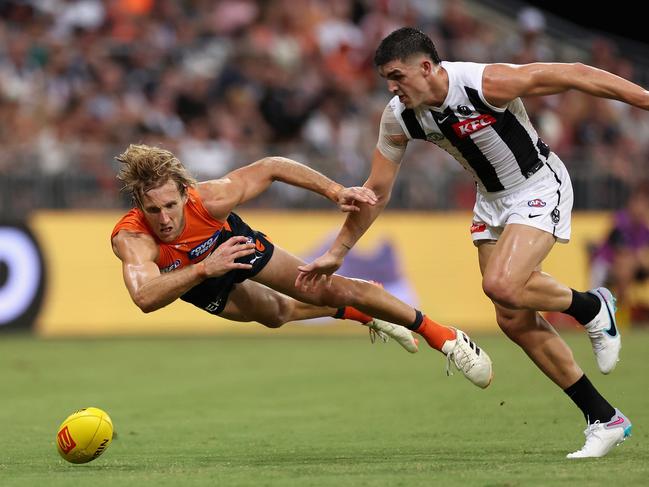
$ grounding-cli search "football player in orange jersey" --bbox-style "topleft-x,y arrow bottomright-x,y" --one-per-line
111,144 -> 492,387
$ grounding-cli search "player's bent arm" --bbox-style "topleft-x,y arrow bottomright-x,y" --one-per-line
198,157 -> 376,219
112,231 -> 207,313
483,63 -> 649,109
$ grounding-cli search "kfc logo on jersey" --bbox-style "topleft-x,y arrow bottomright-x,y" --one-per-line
452,114 -> 497,138
527,199 -> 547,208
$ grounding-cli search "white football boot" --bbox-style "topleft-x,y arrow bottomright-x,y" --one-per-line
367,319 -> 419,353
567,408 -> 632,458
442,328 -> 493,389
584,287 -> 621,374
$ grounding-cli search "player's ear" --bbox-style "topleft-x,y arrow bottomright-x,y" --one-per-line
421,59 -> 433,76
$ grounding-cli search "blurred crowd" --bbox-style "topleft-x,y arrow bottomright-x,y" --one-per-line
1,0 -> 649,214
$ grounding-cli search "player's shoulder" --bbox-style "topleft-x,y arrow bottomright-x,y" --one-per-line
442,60 -> 489,72
111,227 -> 158,261
192,181 -> 232,223
443,60 -> 489,86
111,208 -> 148,239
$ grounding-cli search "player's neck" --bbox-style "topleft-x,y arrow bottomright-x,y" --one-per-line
422,65 -> 448,108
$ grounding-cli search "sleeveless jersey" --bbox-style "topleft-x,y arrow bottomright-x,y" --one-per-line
111,187 -> 233,272
388,61 -> 551,193
111,186 -> 275,315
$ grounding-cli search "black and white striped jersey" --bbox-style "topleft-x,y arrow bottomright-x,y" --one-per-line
383,61 -> 551,193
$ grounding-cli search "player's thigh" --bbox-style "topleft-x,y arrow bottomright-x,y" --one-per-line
252,245 -> 350,305
482,224 -> 554,285
219,280 -> 289,323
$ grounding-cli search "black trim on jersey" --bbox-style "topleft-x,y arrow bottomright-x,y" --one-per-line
544,161 -> 563,237
465,87 -> 546,180
537,139 -> 550,158
433,107 -> 505,192
402,109 -> 426,140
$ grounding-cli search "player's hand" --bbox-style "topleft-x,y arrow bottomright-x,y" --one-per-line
295,251 -> 344,291
335,186 -> 377,212
201,236 -> 256,277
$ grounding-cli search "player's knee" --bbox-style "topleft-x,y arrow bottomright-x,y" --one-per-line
263,296 -> 295,328
482,275 -> 521,308
494,309 -> 537,343
495,312 -> 521,336
254,295 -> 294,329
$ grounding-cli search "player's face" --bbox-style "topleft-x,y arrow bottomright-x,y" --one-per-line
140,180 -> 188,242
378,57 -> 434,108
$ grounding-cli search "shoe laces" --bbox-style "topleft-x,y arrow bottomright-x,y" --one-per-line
368,325 -> 389,344
445,336 -> 478,377
587,329 -> 607,352
578,421 -> 604,451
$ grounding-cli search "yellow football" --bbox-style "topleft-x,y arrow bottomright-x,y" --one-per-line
56,407 -> 113,464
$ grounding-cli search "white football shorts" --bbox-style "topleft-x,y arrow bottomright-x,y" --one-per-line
470,154 -> 573,245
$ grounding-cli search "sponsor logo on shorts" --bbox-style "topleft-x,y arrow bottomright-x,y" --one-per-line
255,239 -> 265,252
452,114 -> 497,138
57,426 -> 76,454
470,222 -> 487,234
205,298 -> 223,313
551,208 -> 560,224
527,199 -> 546,208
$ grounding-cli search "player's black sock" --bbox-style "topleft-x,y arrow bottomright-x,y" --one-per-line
406,309 -> 424,331
564,289 -> 601,325
333,308 -> 345,319
564,374 -> 615,424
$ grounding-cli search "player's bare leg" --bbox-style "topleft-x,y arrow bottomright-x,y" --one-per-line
478,233 -> 629,457
252,245 -> 492,388
480,224 -> 621,373
219,280 -> 418,352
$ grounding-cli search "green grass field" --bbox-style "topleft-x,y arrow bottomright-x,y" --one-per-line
1,329 -> 648,487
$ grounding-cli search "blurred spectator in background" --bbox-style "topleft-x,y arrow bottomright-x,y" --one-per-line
1,0 -> 649,215
591,182 -> 649,324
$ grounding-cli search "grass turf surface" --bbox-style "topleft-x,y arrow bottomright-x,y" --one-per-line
1,329 -> 648,486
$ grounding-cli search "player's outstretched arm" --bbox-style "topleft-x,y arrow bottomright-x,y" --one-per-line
483,62 -> 649,109
198,156 -> 377,220
112,231 -> 254,313
296,149 -> 400,289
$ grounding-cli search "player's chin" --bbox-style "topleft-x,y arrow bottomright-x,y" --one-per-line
157,228 -> 176,242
